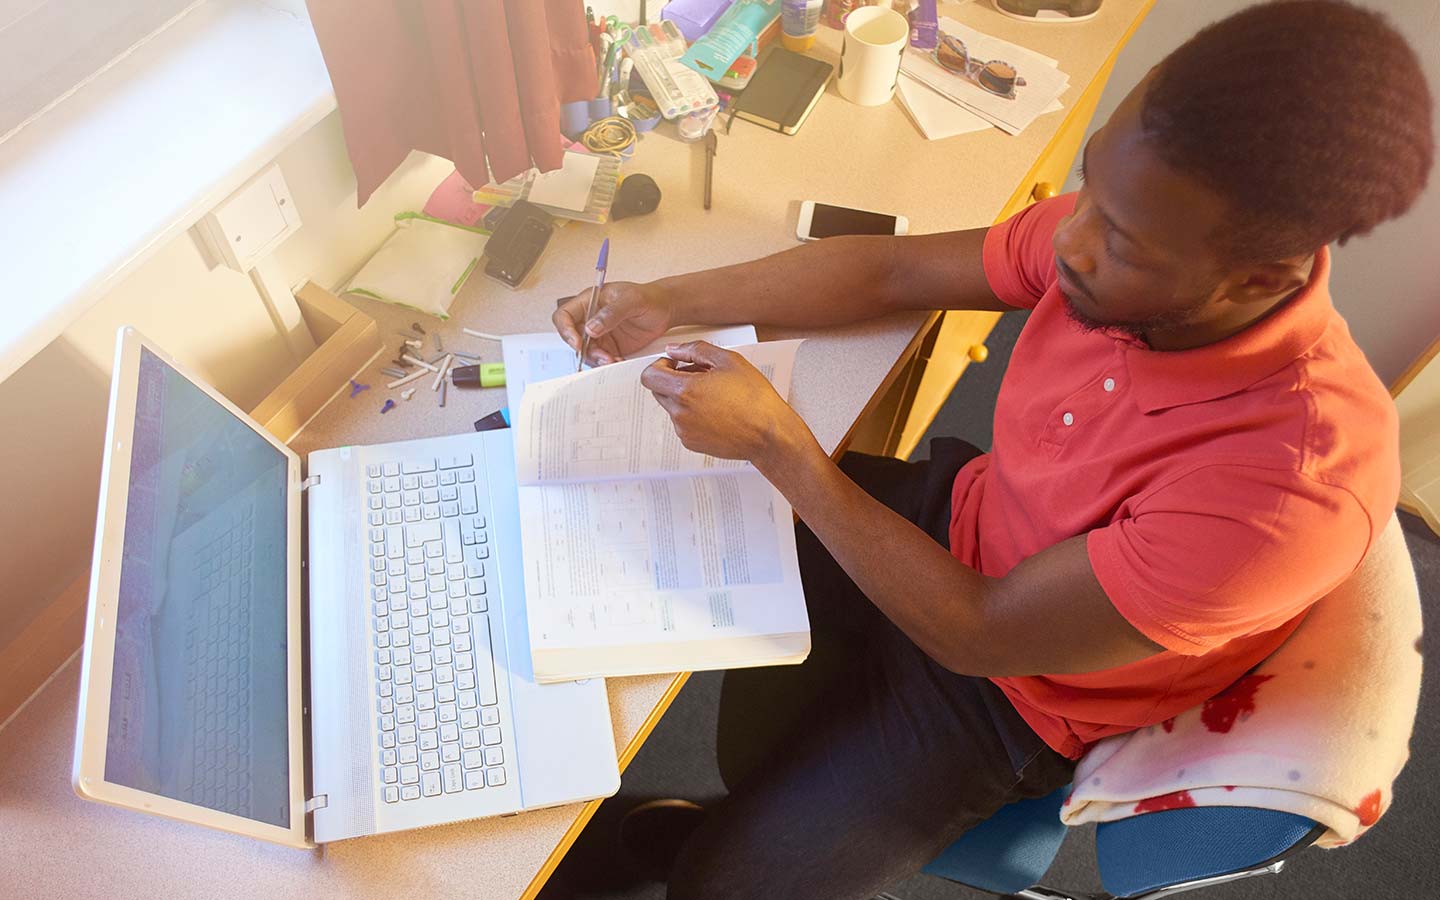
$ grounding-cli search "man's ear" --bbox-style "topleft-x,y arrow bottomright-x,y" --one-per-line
1224,257 -> 1312,306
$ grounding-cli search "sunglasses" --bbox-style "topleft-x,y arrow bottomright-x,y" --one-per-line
934,33 -> 1027,99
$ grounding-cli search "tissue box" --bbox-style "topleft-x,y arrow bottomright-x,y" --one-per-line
661,0 -> 733,42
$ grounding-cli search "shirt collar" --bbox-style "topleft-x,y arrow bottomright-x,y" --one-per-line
1125,247 -> 1334,414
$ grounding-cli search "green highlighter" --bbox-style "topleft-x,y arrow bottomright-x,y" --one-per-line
450,363 -> 506,388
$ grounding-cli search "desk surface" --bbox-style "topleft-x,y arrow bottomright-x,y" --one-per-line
0,2 -> 1149,896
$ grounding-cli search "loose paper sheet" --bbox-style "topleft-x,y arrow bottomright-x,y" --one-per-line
526,152 -> 601,211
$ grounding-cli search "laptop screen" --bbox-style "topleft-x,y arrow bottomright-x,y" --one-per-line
104,347 -> 292,827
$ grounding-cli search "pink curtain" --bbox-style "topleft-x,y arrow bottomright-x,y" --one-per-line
307,0 -> 597,206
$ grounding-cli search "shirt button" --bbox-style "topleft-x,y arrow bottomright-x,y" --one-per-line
1103,377 -> 1116,392
1062,412 -> 1075,426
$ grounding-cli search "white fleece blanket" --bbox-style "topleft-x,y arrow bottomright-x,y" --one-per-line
1061,515 -> 1423,847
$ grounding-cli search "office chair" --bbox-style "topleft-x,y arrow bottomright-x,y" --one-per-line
903,513 -> 1420,900
909,784 -> 1325,899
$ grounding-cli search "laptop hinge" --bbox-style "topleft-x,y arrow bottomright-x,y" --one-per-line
301,475 -> 321,491
305,794 -> 329,813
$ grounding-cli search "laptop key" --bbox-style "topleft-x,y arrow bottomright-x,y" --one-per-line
464,770 -> 484,791
384,786 -> 399,804
475,616 -> 499,707
422,772 -> 441,797
402,785 -> 420,801
443,764 -> 463,794
485,767 -> 506,787
484,747 -> 503,766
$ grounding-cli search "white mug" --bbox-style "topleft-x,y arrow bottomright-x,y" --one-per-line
837,6 -> 910,106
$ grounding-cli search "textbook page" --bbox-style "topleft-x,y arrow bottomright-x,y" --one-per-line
514,340 -> 802,485
501,325 -> 757,418
518,469 -> 810,681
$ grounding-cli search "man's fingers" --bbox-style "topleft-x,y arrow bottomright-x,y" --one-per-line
586,335 -> 621,366
583,286 -> 633,337
552,304 -> 583,350
641,358 -> 689,396
664,340 -> 731,368
652,392 -> 684,420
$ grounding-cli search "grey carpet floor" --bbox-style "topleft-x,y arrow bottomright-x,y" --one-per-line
539,311 -> 1438,899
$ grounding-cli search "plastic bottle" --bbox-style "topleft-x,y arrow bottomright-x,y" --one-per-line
782,0 -> 824,51
821,0 -> 863,30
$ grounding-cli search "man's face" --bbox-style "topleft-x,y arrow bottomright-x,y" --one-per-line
1052,84 -> 1234,342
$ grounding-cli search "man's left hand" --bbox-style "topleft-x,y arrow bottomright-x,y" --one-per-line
640,341 -> 809,467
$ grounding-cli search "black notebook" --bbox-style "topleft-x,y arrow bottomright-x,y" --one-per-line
732,47 -> 833,135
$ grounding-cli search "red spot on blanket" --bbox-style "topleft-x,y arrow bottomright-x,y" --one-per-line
1201,674 -> 1274,733
1160,717 -> 1175,733
1062,795 -> 1071,807
1224,785 -> 1236,792
1356,789 -> 1383,827
1134,790 -> 1196,813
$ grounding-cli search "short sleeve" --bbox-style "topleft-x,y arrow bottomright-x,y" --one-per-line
1086,465 -> 1372,656
982,193 -> 1078,310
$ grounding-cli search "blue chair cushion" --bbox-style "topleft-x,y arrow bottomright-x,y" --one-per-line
923,785 -> 1070,895
1097,806 -> 1321,898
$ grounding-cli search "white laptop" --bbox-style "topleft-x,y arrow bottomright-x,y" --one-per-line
72,328 -> 620,847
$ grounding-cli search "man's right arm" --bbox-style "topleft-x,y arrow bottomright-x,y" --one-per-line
554,227 -> 1014,363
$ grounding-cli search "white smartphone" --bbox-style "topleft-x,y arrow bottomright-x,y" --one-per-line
796,201 -> 909,241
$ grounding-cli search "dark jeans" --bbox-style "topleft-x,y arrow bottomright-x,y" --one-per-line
667,440 -> 1077,900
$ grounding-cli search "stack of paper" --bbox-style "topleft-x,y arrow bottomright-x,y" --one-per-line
899,18 -> 1069,136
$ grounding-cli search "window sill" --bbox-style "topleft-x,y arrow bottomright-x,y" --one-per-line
0,0 -> 336,383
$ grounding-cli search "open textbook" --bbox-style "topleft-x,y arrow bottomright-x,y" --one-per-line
502,331 -> 812,682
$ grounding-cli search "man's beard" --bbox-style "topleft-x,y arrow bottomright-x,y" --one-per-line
1061,289 -> 1207,346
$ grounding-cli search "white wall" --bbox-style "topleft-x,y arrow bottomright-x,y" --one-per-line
0,110 -> 451,649
1062,0 -> 1440,387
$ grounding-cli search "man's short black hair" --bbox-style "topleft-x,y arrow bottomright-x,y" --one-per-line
1141,0 -> 1434,264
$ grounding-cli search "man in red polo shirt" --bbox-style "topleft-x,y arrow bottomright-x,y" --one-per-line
552,2 -> 1432,897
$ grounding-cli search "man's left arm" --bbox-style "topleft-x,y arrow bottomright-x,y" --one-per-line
761,418 -> 1164,677
642,341 -> 1164,677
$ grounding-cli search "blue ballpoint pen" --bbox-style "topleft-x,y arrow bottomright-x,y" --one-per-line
577,238 -> 610,371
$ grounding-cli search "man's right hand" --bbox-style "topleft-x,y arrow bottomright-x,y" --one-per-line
553,281 -> 674,366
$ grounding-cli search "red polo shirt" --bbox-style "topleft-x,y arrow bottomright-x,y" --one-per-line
954,194 -> 1400,760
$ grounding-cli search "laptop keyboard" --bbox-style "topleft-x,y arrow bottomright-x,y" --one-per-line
366,453 -> 509,804
183,505 -> 255,815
